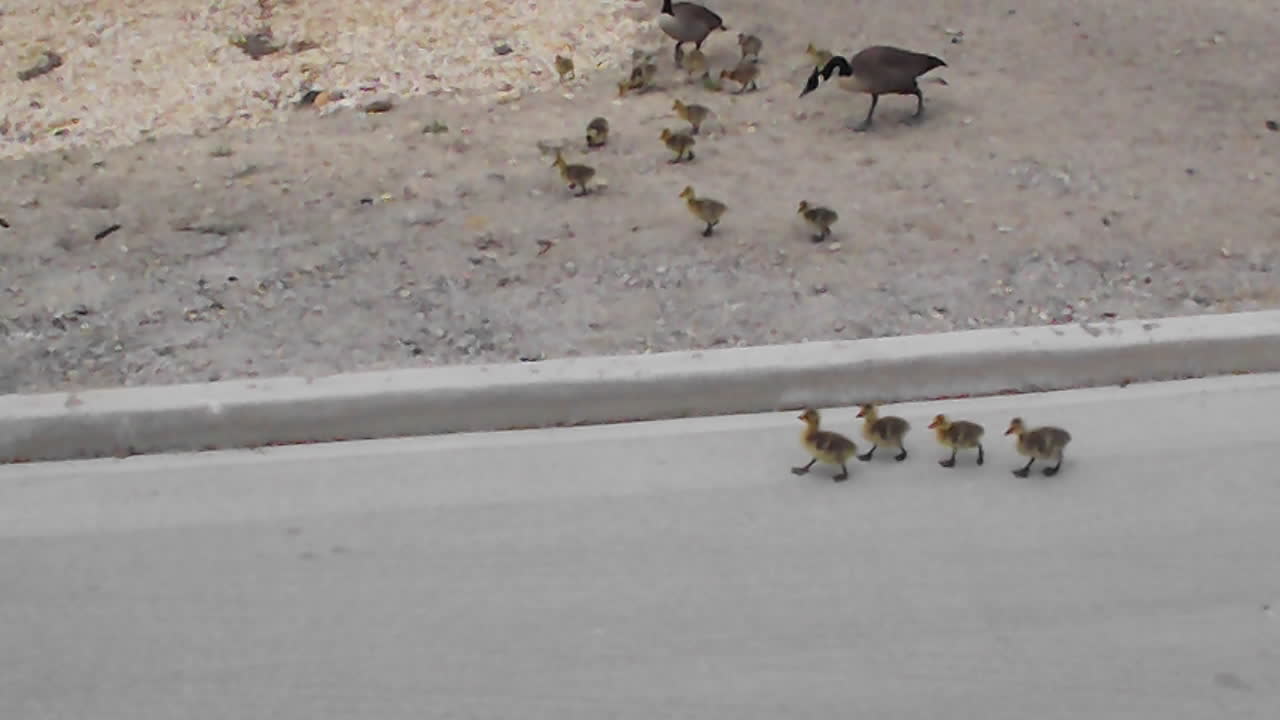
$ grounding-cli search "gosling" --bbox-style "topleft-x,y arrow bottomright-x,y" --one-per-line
551,149 -> 596,197
720,61 -> 760,93
1005,417 -> 1072,477
554,54 -> 575,82
672,99 -> 710,135
737,33 -> 763,61
805,43 -> 833,68
680,47 -> 709,82
585,116 -> 609,148
660,127 -> 697,163
679,185 -> 726,237
796,200 -> 838,243
855,403 -> 911,462
927,414 -> 985,467
792,407 -> 858,482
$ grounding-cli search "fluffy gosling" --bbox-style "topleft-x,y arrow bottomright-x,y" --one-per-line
1005,417 -> 1073,477
678,185 -> 727,237
552,149 -> 596,197
672,99 -> 711,135
793,407 -> 858,482
796,200 -> 838,243
927,414 -> 985,467
586,116 -> 609,149
856,404 -> 911,462
719,60 -> 760,93
660,127 -> 697,163
554,54 -> 575,81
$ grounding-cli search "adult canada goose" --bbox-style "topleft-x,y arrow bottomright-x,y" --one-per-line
799,45 -> 947,132
658,0 -> 728,65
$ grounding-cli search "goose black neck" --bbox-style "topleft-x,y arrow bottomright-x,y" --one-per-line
661,0 -> 673,14
820,56 -> 853,80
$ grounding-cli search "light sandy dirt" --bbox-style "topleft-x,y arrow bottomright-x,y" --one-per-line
2,0 -> 1278,395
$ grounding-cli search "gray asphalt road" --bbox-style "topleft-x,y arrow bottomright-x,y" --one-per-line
3,375 -> 1279,719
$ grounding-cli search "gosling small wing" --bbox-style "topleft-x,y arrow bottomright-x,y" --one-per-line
698,197 -> 727,217
873,416 -> 911,441
1043,427 -> 1072,448
949,420 -> 985,446
812,430 -> 856,460
1025,427 -> 1070,457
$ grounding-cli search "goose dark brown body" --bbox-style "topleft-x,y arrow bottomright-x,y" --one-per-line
800,45 -> 947,131
659,0 -> 728,64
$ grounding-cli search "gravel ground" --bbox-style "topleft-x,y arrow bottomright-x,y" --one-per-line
2,0 -> 1278,396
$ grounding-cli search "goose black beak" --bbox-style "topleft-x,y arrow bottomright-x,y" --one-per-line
799,71 -> 820,98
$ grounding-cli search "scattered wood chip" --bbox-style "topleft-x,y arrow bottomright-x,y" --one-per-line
423,120 -> 449,134
175,220 -> 248,236
93,224 -> 122,241
361,98 -> 395,114
536,239 -> 556,256
297,89 -> 323,107
287,39 -> 320,54
17,50 -> 62,81
232,30 -> 281,60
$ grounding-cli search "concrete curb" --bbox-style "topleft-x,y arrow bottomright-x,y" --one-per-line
3,310 -> 1280,464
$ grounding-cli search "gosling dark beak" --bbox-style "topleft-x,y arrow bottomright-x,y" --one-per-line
1004,427 -> 1016,436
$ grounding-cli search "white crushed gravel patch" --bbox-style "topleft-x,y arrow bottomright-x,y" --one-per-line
1,0 -> 1278,395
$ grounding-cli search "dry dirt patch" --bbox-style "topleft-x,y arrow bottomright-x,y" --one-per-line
1,0 -> 1277,395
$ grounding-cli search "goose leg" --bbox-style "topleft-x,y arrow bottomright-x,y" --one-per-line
702,221 -> 715,237
833,464 -> 850,482
791,458 -> 816,476
894,445 -> 908,462
909,83 -> 926,120
857,445 -> 877,462
674,42 -> 685,66
1042,456 -> 1063,477
811,227 -> 828,243
976,443 -> 985,466
939,448 -> 958,468
851,94 -> 879,132
1012,458 -> 1035,478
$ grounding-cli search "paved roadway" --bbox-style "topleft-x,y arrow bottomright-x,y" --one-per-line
2,374 -> 1279,719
